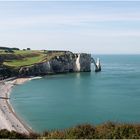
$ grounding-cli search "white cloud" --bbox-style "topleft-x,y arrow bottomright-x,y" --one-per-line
0,12 -> 140,30
1,0 -> 140,1
0,3 -> 140,54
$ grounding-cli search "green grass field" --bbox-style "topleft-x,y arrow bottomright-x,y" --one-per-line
1,49 -> 64,68
3,54 -> 46,67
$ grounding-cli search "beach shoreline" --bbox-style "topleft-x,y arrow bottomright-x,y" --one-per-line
0,76 -> 42,134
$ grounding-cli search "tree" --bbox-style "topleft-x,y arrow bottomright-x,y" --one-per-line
27,48 -> 31,50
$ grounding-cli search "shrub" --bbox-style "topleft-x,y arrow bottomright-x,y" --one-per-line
1,122 -> 140,139
0,129 -> 28,139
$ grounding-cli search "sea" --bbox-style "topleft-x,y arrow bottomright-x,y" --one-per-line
10,55 -> 140,132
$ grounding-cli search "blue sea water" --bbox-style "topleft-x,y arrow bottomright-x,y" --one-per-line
10,55 -> 140,132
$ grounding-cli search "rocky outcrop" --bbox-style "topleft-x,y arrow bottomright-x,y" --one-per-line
18,52 -> 92,76
91,57 -> 101,72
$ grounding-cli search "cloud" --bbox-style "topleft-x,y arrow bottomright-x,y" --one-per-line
1,0 -> 140,1
0,2 -> 140,54
0,12 -> 140,30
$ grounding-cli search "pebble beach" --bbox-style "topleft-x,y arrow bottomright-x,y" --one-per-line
0,78 -> 40,134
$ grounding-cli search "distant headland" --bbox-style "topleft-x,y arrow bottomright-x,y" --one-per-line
0,46 -> 101,80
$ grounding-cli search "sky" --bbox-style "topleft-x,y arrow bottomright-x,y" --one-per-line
0,1 -> 140,54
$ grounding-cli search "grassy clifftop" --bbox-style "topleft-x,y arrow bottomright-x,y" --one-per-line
2,50 -> 46,67
0,49 -> 65,68
0,47 -> 71,79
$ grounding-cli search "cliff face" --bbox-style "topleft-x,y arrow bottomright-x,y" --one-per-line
19,52 -> 91,76
76,53 -> 91,72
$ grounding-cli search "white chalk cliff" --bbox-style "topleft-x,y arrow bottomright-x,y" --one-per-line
19,52 -> 92,76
